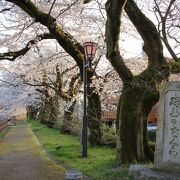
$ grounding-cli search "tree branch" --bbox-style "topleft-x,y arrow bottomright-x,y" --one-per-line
0,7 -> 11,13
125,0 -> 166,66
154,0 -> 179,62
105,0 -> 134,82
0,33 -> 55,61
68,74 -> 80,97
48,0 -> 56,17
6,0 -> 84,73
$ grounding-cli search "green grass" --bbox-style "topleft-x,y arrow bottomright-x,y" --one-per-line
0,127 -> 10,140
27,119 -> 129,180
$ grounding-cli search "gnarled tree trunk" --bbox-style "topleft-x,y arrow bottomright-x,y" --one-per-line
105,0 -> 169,164
117,85 -> 159,163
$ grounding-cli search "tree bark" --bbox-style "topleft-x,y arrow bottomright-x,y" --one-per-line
48,95 -> 60,128
61,100 -> 77,134
117,85 -> 159,164
26,105 -> 39,120
38,100 -> 51,125
87,89 -> 102,145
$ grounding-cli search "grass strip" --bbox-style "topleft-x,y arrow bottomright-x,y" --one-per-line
27,119 -> 129,180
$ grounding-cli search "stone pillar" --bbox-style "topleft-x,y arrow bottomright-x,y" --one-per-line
154,81 -> 180,168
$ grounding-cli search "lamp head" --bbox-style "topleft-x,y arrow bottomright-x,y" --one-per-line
84,42 -> 97,60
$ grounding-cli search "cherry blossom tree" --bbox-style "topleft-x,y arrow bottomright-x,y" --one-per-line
0,0 -> 105,144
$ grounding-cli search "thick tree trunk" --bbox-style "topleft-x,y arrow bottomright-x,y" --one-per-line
61,100 -> 77,134
47,95 -> 60,128
116,85 -> 159,164
26,105 -> 39,120
87,89 -> 102,145
38,101 -> 51,125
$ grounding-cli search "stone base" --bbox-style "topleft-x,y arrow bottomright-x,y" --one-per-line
129,165 -> 180,180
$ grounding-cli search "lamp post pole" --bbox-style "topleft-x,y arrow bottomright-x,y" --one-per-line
81,42 -> 97,158
82,56 -> 88,158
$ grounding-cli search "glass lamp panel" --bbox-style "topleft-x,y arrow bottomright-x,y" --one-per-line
84,42 -> 97,59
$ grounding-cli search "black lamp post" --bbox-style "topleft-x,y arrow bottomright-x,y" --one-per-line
81,42 -> 97,158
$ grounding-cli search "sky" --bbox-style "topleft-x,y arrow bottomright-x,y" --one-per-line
121,38 -> 172,59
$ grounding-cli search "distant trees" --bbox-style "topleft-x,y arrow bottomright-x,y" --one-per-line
0,68 -> 31,118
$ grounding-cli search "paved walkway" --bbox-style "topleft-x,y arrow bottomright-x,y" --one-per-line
0,119 -> 65,180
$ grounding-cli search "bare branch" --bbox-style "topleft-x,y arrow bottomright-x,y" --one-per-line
83,0 -> 93,4
0,33 -> 54,61
0,5 -> 15,13
48,0 -> 56,17
56,0 -> 79,19
61,65 -> 77,76
153,0 -> 179,61
0,8 -> 11,13
0,79 -> 18,87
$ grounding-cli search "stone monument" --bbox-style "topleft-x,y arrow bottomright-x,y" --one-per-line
129,82 -> 180,179
154,82 -> 180,173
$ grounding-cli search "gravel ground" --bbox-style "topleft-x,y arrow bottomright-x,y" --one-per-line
0,120 -> 65,180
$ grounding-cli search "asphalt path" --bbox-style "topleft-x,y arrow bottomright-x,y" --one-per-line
0,119 -> 65,180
